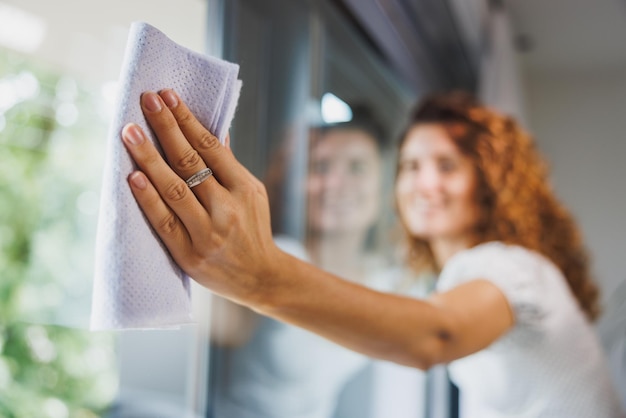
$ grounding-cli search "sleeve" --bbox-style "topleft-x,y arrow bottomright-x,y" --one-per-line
436,242 -> 552,328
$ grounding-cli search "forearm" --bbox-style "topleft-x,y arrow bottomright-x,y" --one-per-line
251,250 -> 451,369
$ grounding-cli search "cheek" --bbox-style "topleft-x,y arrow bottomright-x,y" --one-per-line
361,171 -> 381,194
394,175 -> 410,200
452,180 -> 480,224
362,187 -> 382,217
306,176 -> 323,194
394,179 -> 412,215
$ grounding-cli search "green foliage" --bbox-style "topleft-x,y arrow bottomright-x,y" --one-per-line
0,49 -> 117,416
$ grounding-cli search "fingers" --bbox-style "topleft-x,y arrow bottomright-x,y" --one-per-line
121,123 -> 212,241
124,89 -> 279,300
139,92 -> 218,203
126,170 -> 194,264
152,89 -> 248,189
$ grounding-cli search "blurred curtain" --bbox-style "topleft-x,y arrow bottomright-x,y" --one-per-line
477,2 -> 527,125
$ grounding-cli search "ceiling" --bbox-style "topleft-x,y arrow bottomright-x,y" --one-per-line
3,0 -> 624,85
506,0 -> 626,75
338,0 -> 626,93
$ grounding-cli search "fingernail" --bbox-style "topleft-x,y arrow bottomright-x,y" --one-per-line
142,92 -> 162,112
123,124 -> 145,145
129,172 -> 147,190
161,89 -> 178,108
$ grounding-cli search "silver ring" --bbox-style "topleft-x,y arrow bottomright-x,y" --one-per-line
185,167 -> 213,188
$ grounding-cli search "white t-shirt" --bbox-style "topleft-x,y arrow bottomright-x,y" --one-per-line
437,241 -> 625,418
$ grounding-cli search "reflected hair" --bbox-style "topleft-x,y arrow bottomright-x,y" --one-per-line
316,103 -> 388,151
396,90 -> 600,321
266,103 -> 387,237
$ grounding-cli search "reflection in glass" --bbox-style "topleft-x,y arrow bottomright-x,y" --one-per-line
208,0 -> 423,418
305,108 -> 386,283
321,92 -> 353,124
210,108 -> 392,418
208,1 -> 427,417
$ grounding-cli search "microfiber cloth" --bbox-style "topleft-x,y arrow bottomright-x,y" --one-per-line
91,21 -> 242,330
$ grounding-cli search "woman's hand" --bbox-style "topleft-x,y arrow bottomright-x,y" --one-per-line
121,89 -> 282,306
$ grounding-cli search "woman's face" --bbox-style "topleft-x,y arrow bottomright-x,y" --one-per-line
395,123 -> 480,245
306,128 -> 382,236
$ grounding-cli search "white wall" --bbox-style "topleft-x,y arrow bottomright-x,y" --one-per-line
523,65 -> 626,408
523,69 -> 626,305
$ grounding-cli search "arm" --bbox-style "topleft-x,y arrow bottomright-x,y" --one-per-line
261,256 -> 513,368
122,89 -> 514,370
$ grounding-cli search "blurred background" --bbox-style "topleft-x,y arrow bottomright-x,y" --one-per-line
0,0 -> 624,417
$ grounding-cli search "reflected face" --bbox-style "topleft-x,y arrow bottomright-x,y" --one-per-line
306,128 -> 382,235
395,124 -> 479,244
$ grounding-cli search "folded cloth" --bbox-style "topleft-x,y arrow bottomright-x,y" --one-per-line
91,22 -> 242,330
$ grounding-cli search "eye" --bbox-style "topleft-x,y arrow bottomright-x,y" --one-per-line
398,159 -> 419,173
438,158 -> 458,173
349,160 -> 367,175
310,159 -> 330,175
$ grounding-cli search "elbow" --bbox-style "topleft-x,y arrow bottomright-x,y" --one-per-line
409,352 -> 443,372
404,328 -> 455,371
400,352 -> 441,372
405,358 -> 435,372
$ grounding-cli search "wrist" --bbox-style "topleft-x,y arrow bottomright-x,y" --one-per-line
247,247 -> 297,314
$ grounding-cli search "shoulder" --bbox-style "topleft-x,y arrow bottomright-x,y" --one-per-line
438,241 -> 563,327
454,241 -> 546,262
439,241 -> 555,287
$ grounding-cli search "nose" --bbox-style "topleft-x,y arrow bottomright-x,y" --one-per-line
320,165 -> 351,191
414,164 -> 441,194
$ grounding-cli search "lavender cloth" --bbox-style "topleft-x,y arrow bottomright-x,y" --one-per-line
91,22 -> 241,330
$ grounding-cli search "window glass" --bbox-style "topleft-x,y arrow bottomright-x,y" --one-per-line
208,1 -> 430,417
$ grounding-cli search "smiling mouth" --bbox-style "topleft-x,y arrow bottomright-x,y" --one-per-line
319,204 -> 360,215
316,196 -> 362,207
411,200 -> 446,211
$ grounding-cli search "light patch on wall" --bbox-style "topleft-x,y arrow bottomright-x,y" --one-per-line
321,92 -> 352,124
0,2 -> 47,54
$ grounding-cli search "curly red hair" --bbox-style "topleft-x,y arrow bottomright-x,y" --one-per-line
397,91 -> 600,321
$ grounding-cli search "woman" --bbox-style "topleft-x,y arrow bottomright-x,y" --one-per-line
122,89 -> 624,417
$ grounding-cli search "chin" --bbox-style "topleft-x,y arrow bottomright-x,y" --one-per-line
407,227 -> 433,241
408,225 -> 449,242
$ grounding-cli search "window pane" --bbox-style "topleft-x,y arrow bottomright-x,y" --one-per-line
208,1 -> 429,417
